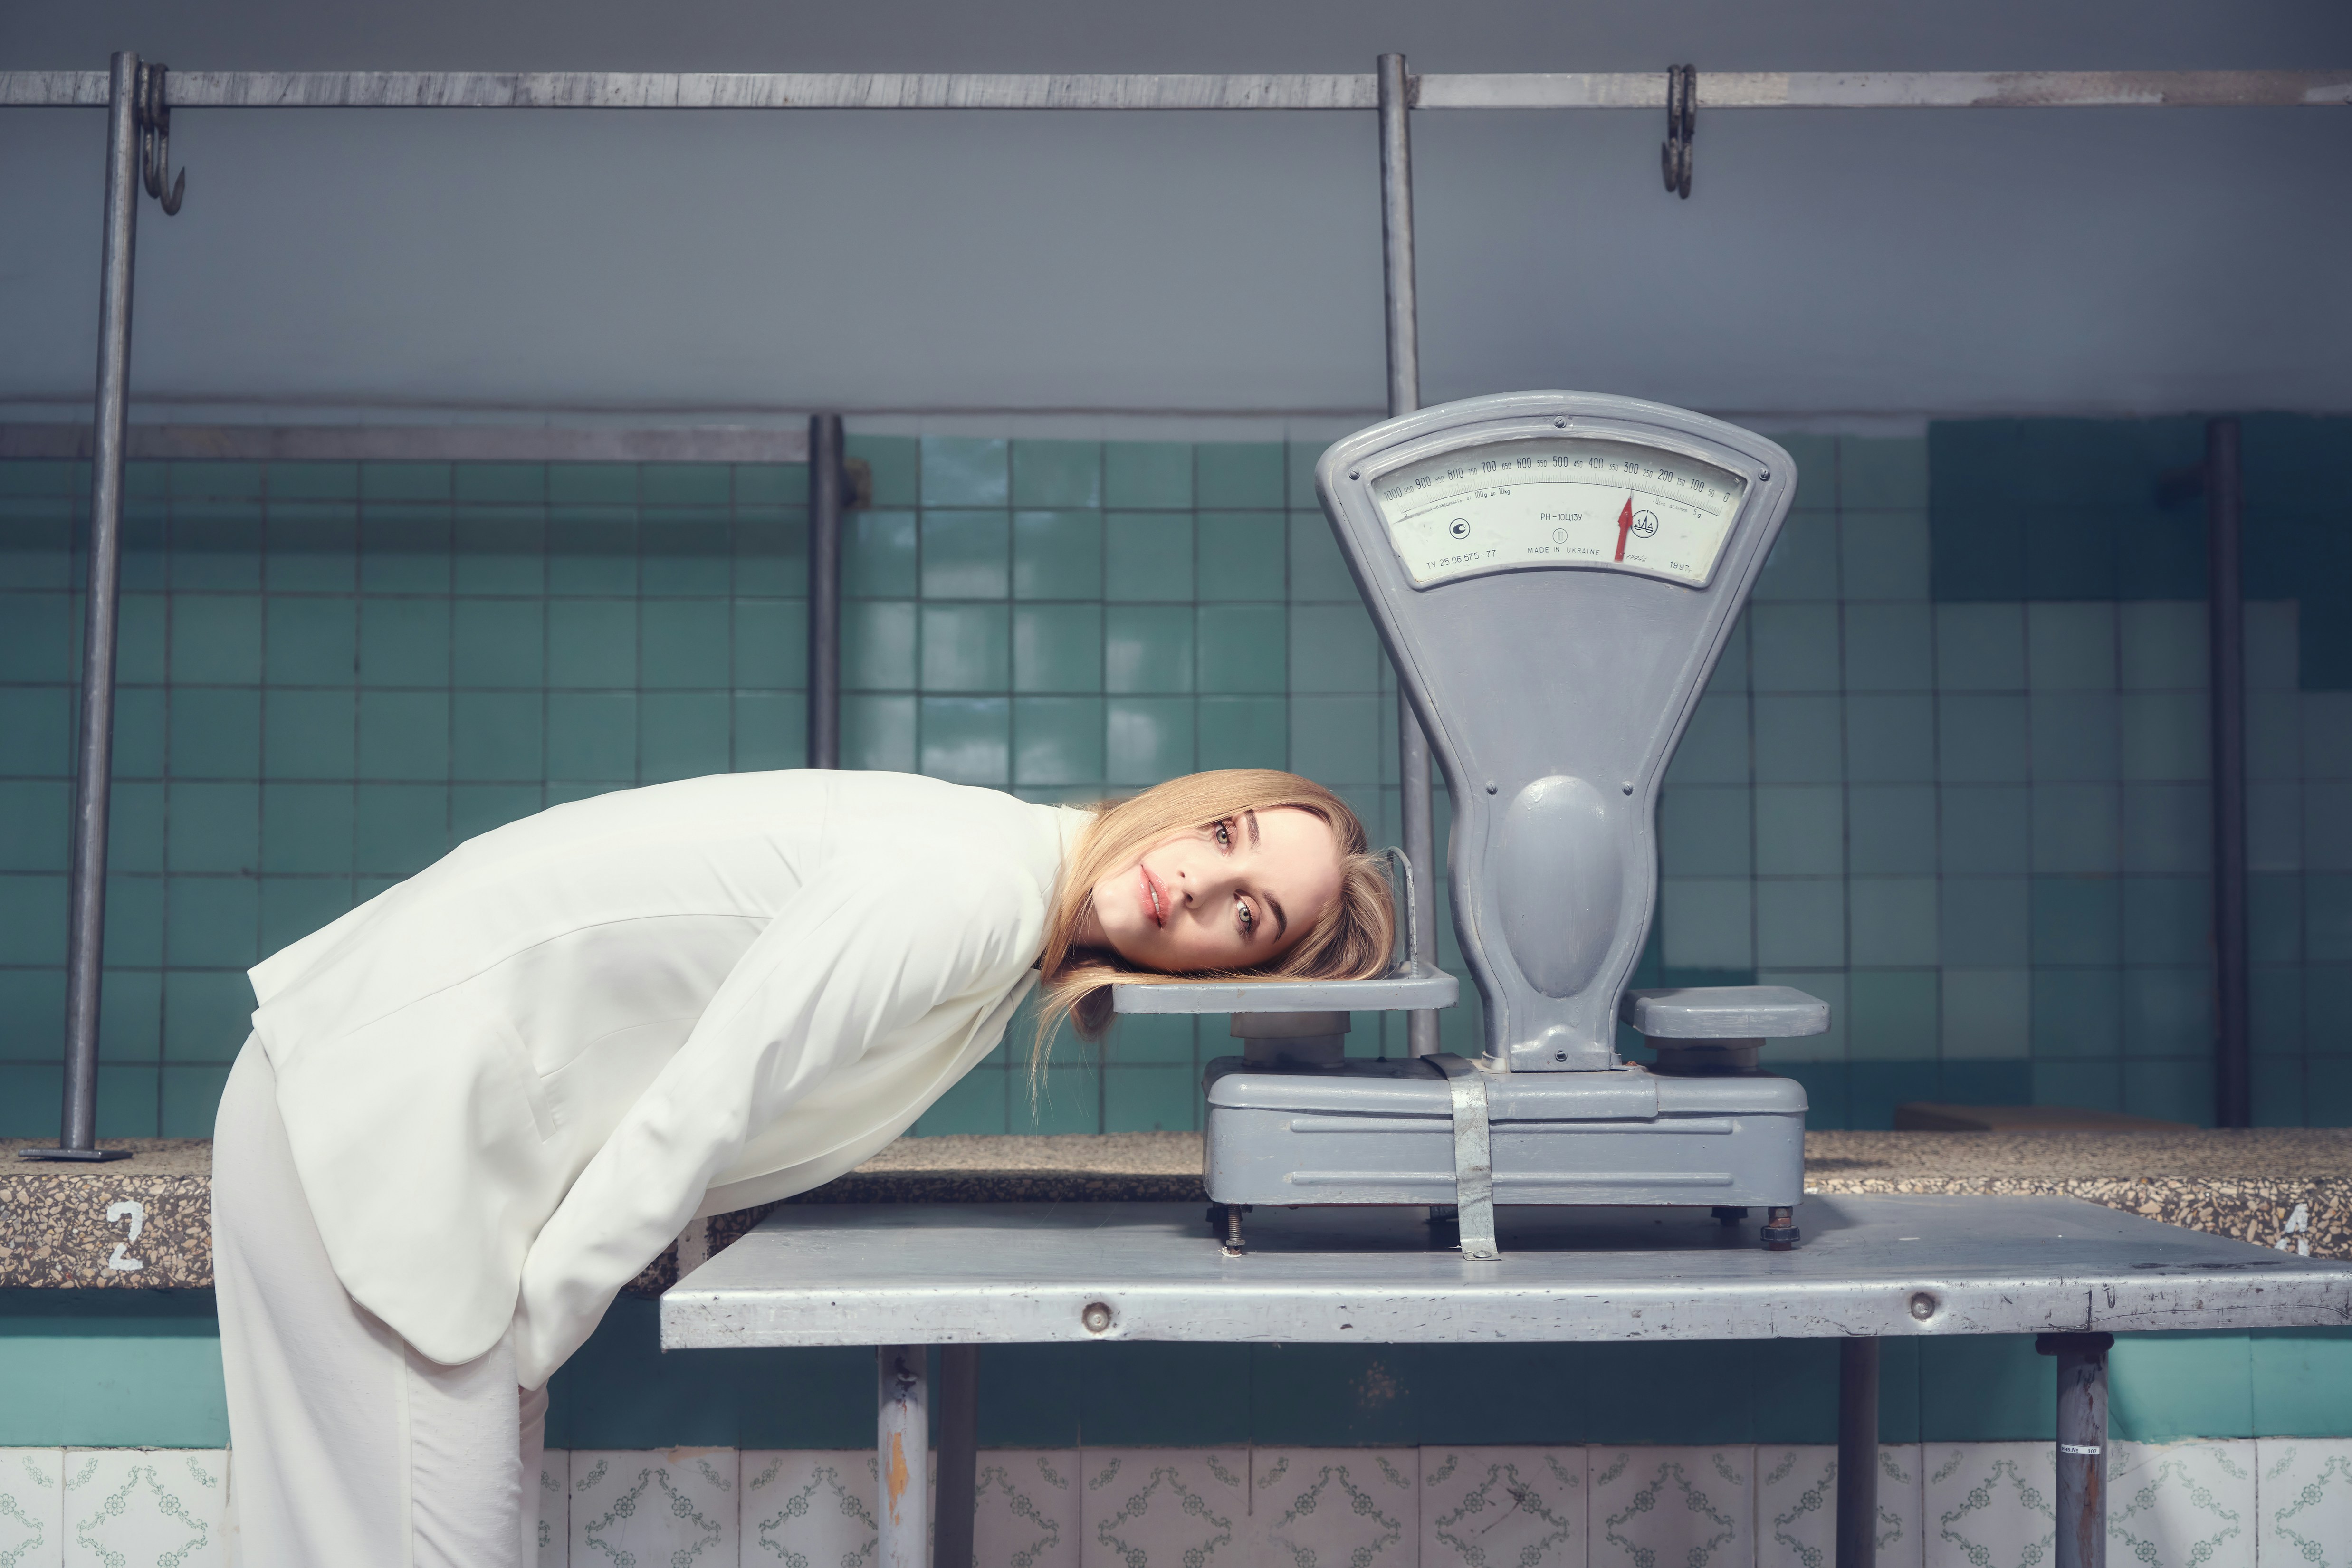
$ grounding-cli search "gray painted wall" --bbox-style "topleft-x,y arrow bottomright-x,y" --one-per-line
4,1 -> 2348,421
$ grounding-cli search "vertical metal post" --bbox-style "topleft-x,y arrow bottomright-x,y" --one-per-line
2037,1332 -> 2112,1568
25,53 -> 143,1164
1835,1338 -> 1879,1568
806,413 -> 845,770
1378,53 -> 1441,1058
2206,418 -> 2249,1128
877,1345 -> 929,1568
933,1346 -> 979,1568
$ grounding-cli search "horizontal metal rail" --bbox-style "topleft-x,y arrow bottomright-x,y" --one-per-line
1,69 -> 2345,111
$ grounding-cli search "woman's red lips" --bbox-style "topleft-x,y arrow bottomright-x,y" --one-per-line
1139,865 -> 1167,927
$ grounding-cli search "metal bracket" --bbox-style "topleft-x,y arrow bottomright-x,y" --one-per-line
135,61 -> 184,214
1432,1054 -> 1499,1260
1385,845 -> 1421,975
1662,64 -> 1695,199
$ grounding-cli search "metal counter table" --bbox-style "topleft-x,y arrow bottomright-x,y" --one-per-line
662,1195 -> 2352,1568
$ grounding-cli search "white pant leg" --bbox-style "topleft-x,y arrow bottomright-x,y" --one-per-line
215,1037 -> 531,1568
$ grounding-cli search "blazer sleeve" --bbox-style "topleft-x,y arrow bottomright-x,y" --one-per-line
510,846 -> 1046,1385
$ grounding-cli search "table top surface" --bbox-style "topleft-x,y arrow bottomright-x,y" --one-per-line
661,1195 -> 2352,1350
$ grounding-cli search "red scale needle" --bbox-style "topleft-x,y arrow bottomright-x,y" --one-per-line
1614,495 -> 1635,561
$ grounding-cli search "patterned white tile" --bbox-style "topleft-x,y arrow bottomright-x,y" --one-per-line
975,1450 -> 1079,1568
569,1448 -> 736,1567
0,1451 -> 62,1568
1252,1449 -> 1416,1568
1420,1446 -> 1586,1568
535,1448 -> 567,1568
1589,1447 -> 1753,1568
2106,1440 -> 2252,1568
1079,1449 -> 1249,1568
741,1449 -> 941,1566
2257,1439 -> 2352,1568
61,1450 -> 227,1568
1756,1444 -> 1927,1568
1924,1442 -> 2053,1568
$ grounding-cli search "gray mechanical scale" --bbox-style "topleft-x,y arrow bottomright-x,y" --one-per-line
1114,390 -> 1825,1257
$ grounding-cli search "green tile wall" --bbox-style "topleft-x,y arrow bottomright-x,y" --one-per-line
0,456 -> 809,1136
2,422 -> 2344,1137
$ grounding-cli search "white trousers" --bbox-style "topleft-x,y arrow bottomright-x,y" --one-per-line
214,1039 -> 547,1568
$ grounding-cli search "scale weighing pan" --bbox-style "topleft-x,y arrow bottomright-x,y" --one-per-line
1117,391 -> 1827,1257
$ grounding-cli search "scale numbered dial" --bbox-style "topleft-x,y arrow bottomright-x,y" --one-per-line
1371,435 -> 1749,589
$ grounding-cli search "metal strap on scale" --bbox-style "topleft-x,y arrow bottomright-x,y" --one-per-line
1432,1056 -> 1500,1261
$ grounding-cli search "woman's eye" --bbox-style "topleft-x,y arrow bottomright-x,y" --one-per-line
1213,819 -> 1232,849
1236,895 -> 1255,936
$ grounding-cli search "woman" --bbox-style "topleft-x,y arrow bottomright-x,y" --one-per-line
211,765 -> 1393,1567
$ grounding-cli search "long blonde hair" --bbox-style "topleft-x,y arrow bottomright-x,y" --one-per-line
1033,770 -> 1397,1063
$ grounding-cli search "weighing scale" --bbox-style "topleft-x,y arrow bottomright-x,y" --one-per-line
1114,390 -> 1826,1259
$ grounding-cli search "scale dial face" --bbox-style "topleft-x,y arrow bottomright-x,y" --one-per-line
1370,435 -> 1749,589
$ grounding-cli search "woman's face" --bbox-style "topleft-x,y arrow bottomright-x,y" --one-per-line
1082,807 -> 1344,974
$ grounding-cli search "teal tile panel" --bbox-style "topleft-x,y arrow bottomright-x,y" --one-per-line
844,510 -> 917,598
1195,604 -> 1286,694
1104,442 -> 1192,509
1195,442 -> 1284,509
920,696 -> 1010,785
1105,513 -> 1195,602
1012,511 -> 1103,600
1010,440 -> 1101,509
920,510 -> 1011,599
1104,605 -> 1194,695
844,436 -> 918,508
1106,697 -> 1195,785
357,596 -> 450,687
641,598 -> 732,688
640,508 -> 732,596
1195,512 -> 1287,601
1197,696 -> 1287,771
1013,696 -> 1105,787
264,596 -> 358,685
1845,967 -> 1939,1059
920,604 -> 1012,692
641,691 -> 731,782
452,598 -> 545,688
920,437 -> 1009,507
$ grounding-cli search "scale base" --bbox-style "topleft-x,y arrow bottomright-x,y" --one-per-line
1202,1056 -> 1806,1220
16,1147 -> 133,1163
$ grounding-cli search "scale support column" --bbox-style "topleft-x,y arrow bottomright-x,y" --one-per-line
1377,52 -> 1442,1058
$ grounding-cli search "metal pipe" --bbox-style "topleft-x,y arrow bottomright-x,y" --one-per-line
933,1345 -> 979,1568
1378,53 -> 1442,1060
876,1345 -> 928,1568
1836,1338 -> 1879,1568
2038,1332 -> 2113,1568
25,53 -> 143,1165
807,413 -> 844,770
8,69 -> 2349,112
2206,417 -> 2249,1128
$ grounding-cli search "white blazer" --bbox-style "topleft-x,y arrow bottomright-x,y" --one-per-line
246,771 -> 1087,1387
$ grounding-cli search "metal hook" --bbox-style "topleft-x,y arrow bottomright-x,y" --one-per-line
135,62 -> 184,215
1661,64 -> 1695,200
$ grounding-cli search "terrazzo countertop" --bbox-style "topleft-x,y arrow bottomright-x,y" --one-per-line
6,1129 -> 2344,1294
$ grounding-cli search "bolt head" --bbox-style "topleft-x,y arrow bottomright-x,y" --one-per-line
1909,1291 -> 1936,1321
1485,781 -> 1498,794
1081,1301 -> 1114,1334
1349,470 -> 1360,480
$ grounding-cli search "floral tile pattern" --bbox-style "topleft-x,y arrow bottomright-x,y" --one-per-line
0,1451 -> 62,1568
1253,1449 -> 1416,1568
1420,1446 -> 1586,1568
535,1448 -> 568,1568
1924,1441 -> 2053,1568
741,1448 -> 931,1566
61,1450 -> 226,1568
2257,1439 -> 2352,1568
569,1449 -> 736,1567
1079,1449 -> 1249,1568
1755,1444 -> 1925,1568
1588,1447 -> 1752,1568
2106,1440 -> 2253,1568
975,1450 -> 1078,1568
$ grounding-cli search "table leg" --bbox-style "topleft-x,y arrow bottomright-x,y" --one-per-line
878,1345 -> 928,1568
1836,1337 -> 1878,1568
935,1346 -> 979,1568
2037,1332 -> 2113,1568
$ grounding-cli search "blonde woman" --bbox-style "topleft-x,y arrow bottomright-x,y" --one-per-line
211,766 -> 1393,1567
